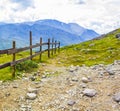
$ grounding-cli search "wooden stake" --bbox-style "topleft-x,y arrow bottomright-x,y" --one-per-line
12,41 -> 16,78
58,41 -> 60,53
40,37 -> 42,61
55,40 -> 57,54
52,38 -> 54,56
48,38 -> 50,58
30,31 -> 32,60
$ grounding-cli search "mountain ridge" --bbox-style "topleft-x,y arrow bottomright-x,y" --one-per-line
0,19 -> 99,50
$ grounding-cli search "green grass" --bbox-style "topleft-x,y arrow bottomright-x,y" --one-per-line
49,28 -> 120,66
0,51 -> 49,81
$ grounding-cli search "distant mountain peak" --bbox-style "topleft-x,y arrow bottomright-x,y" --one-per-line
0,19 -> 99,49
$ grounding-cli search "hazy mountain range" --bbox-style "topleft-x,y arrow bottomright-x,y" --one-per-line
0,19 -> 99,50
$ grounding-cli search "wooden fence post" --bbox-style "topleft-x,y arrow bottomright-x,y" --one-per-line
12,41 -> 16,78
48,38 -> 50,58
30,31 -> 32,60
54,40 -> 57,54
58,41 -> 60,53
40,37 -> 42,61
51,38 -> 54,56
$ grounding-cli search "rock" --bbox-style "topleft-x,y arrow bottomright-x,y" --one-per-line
42,75 -> 47,78
58,61 -> 61,64
114,60 -> 120,65
13,84 -> 19,88
22,77 -> 29,81
20,104 -> 32,111
106,64 -> 120,75
29,76 -> 36,81
83,88 -> 97,97
71,77 -> 78,82
115,33 -> 120,39
81,77 -> 89,83
67,100 -> 76,106
0,81 -> 3,85
69,68 -> 75,72
28,88 -> 38,94
113,92 -> 120,102
26,93 -> 37,100
89,43 -> 95,47
69,65 -> 77,72
5,92 -> 10,97
80,83 -> 87,88
106,69 -> 115,75
41,63 -> 46,66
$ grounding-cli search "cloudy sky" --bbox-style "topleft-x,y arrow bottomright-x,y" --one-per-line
0,0 -> 120,34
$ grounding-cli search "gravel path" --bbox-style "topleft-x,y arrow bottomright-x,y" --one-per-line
0,60 -> 120,111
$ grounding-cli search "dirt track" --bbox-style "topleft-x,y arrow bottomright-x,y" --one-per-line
0,61 -> 120,111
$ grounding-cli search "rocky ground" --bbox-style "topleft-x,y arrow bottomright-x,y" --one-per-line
0,60 -> 120,111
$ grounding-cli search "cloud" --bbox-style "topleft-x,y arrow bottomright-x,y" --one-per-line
10,0 -> 34,10
0,0 -> 120,34
70,0 -> 86,5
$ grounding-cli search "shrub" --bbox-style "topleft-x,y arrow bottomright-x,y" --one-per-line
16,60 -> 38,72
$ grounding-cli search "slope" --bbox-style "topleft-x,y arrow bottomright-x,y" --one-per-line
48,28 -> 120,66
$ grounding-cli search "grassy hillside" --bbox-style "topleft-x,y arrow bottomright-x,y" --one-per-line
0,28 -> 120,80
48,28 -> 120,66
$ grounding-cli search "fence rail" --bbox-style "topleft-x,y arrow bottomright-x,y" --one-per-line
0,31 -> 60,78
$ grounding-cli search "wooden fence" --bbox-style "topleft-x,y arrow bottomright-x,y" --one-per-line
0,31 -> 60,78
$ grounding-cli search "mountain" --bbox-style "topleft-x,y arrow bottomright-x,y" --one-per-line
0,19 -> 99,50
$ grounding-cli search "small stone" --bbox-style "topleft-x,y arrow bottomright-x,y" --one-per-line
5,92 -> 10,97
113,92 -> 120,102
80,83 -> 87,88
82,77 -> 89,83
13,84 -> 18,88
67,100 -> 76,106
58,61 -> 61,64
29,76 -> 36,81
83,88 -> 97,97
20,104 -> 32,111
71,77 -> 78,82
42,63 -> 46,66
22,77 -> 29,81
26,93 -> 37,100
42,75 -> 47,78
107,70 -> 115,75
28,88 -> 38,94
69,65 -> 77,72
0,81 -> 3,85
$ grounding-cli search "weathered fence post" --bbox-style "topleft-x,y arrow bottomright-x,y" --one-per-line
58,41 -> 60,53
12,41 -> 16,78
48,38 -> 50,58
30,31 -> 32,60
40,37 -> 42,61
51,38 -> 54,56
54,40 -> 57,54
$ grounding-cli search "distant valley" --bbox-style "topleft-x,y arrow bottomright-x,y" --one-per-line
0,19 -> 99,49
